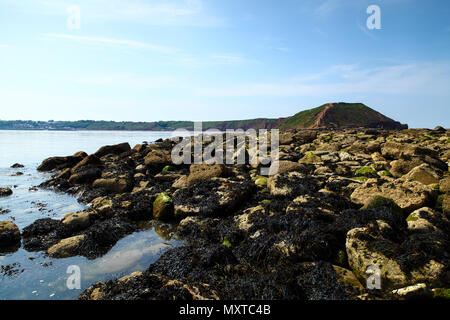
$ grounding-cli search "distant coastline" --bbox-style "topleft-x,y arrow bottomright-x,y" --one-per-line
0,103 -> 409,131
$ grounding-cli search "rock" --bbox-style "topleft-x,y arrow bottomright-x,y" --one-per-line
299,152 -> 322,164
62,211 -> 96,231
144,149 -> 171,170
440,178 -> 450,194
91,197 -> 113,216
382,141 -> 438,160
346,224 -> 408,288
392,283 -> 431,299
434,126 -> 446,133
432,288 -> 450,299
71,154 -> 102,172
68,167 -> 102,185
92,177 -> 133,194
269,160 -> 306,175
153,193 -> 174,221
404,164 -> 441,185
354,166 -> 377,178
173,179 -> 254,219
389,158 -> 424,178
37,152 -> 87,171
406,207 -> 445,234
351,178 -> 434,213
47,235 -> 85,258
254,176 -> 268,187
55,168 -> 71,180
186,163 -> 228,187
0,187 -> 13,197
443,195 -> 450,216
0,221 -> 21,248
79,273 -> 219,300
267,171 -> 319,197
234,206 -> 264,232
94,142 -> 131,158
332,265 -> 364,291
10,163 -> 24,168
296,262 -> 362,300
172,175 -> 188,189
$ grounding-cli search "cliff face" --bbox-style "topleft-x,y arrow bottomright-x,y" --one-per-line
279,103 -> 408,130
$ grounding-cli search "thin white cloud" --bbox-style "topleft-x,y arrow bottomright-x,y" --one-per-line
195,62 -> 450,97
210,54 -> 255,65
73,74 -> 185,90
1,0 -> 224,27
39,33 -> 178,54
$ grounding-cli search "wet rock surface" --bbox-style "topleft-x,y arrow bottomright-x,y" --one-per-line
17,130 -> 450,300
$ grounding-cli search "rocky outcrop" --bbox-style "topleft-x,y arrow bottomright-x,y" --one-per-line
26,125 -> 449,300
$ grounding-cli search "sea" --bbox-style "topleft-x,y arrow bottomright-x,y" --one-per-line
0,130 -> 183,300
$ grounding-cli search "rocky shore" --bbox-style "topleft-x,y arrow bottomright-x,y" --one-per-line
1,127 -> 449,300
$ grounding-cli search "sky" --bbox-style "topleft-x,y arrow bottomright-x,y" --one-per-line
0,0 -> 449,128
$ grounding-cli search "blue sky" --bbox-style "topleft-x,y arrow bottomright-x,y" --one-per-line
0,0 -> 449,128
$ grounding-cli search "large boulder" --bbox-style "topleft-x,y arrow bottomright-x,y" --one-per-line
346,222 -> 408,289
94,142 -> 131,158
351,178 -> 434,213
37,151 -> 87,172
0,221 -> 21,248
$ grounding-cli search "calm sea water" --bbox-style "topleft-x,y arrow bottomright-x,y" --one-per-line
0,130 -> 183,300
